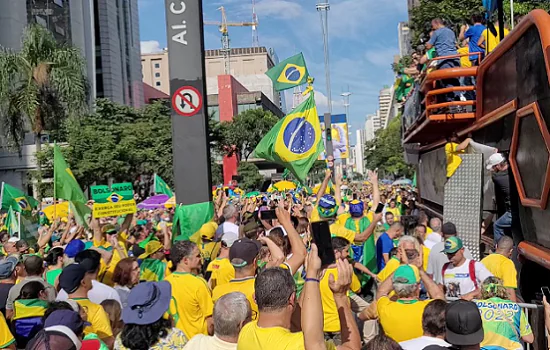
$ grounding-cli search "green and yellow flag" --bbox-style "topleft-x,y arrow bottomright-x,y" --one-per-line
54,144 -> 86,203
254,92 -> 324,183
1,183 -> 39,214
154,174 -> 173,197
172,202 -> 214,244
4,206 -> 19,236
266,53 -> 309,91
140,259 -> 167,282
13,299 -> 48,320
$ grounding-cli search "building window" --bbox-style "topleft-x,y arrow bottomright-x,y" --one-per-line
154,63 -> 160,69
155,72 -> 160,78
156,81 -> 161,87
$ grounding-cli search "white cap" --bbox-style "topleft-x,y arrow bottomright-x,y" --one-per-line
221,233 -> 239,247
7,237 -> 20,243
486,153 -> 505,170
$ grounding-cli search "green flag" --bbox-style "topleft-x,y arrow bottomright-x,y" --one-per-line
54,144 -> 86,203
254,93 -> 324,183
154,174 -> 173,197
265,53 -> 309,91
172,202 -> 214,244
69,201 -> 92,228
1,182 -> 39,214
4,206 -> 19,236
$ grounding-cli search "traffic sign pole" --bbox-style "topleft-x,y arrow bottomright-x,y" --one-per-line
165,0 -> 212,205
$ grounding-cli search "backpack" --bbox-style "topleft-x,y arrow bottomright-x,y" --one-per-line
442,260 -> 478,289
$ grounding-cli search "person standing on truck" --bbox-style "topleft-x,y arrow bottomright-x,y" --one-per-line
458,14 -> 486,66
445,133 -> 472,179
486,153 -> 512,245
440,237 -> 493,300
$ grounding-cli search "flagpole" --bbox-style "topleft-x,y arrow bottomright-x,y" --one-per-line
53,144 -> 57,220
0,182 -> 4,209
154,173 -> 157,195
17,211 -> 21,236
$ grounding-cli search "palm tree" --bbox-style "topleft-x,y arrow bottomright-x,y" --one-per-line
0,24 -> 87,152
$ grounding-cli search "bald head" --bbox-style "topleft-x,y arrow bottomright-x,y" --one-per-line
430,218 -> 442,233
496,236 -> 514,257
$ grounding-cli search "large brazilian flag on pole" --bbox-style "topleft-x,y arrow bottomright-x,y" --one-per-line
254,92 -> 324,183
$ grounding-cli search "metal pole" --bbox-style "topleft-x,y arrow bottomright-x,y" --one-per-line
497,0 -> 505,41
317,1 -> 334,174
510,0 -> 514,29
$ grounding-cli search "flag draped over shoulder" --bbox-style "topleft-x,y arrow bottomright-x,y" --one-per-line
255,93 -> 324,183
13,299 -> 48,320
5,206 -> 19,236
154,174 -> 174,197
265,53 -> 309,91
54,144 -> 86,203
1,183 -> 39,214
140,259 -> 167,282
172,202 -> 214,244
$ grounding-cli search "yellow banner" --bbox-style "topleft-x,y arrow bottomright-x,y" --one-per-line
92,199 -> 137,218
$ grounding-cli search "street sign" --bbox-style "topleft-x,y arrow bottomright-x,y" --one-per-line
172,86 -> 203,117
165,0 -> 212,205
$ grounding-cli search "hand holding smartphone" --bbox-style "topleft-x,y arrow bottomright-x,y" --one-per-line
375,203 -> 385,214
542,286 -> 550,300
311,221 -> 336,267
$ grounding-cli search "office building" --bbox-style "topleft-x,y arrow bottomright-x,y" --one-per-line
141,50 -> 170,95
379,87 -> 396,129
365,115 -> 376,141
355,129 -> 366,175
95,0 -> 143,108
398,22 -> 412,58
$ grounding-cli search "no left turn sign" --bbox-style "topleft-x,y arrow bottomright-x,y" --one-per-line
172,86 -> 203,117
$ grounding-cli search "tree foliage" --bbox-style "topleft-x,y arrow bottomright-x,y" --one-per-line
217,109 -> 278,161
0,25 -> 87,151
364,117 -> 413,179
237,162 -> 264,190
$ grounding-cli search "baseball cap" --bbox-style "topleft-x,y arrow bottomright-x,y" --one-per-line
392,264 -> 420,285
486,153 -> 505,170
7,237 -> 20,243
198,222 -> 218,240
446,300 -> 484,346
64,239 -> 85,258
229,238 -> 261,267
0,256 -> 18,279
138,241 -> 164,260
59,262 -> 92,294
243,220 -> 261,234
122,281 -> 171,325
442,237 -> 464,254
44,310 -> 90,332
136,219 -> 147,226
222,234 -> 238,248
442,222 -> 457,236
101,224 -> 117,235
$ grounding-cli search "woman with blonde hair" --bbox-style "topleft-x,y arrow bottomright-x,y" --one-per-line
475,276 -> 533,349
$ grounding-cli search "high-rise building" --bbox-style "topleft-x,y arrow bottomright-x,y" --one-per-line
142,50 -> 170,95
355,129 -> 366,175
365,114 -> 377,141
378,87 -> 396,129
398,22 -> 412,58
94,0 -> 143,108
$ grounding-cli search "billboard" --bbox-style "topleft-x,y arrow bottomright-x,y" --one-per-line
319,114 -> 349,159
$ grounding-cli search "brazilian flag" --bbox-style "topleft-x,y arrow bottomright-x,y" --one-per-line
140,259 -> 167,282
266,53 -> 309,91
254,92 -> 324,183
13,299 -> 48,320
1,183 -> 39,214
154,174 -> 173,197
4,206 -> 19,236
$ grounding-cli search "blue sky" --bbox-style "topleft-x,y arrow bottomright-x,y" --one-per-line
138,0 -> 408,144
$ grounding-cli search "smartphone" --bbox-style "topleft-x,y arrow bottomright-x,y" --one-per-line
224,188 -> 230,196
375,203 -> 385,214
541,286 -> 550,300
261,210 -> 277,220
311,221 -> 336,266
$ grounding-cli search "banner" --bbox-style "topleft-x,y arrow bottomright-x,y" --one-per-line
319,114 -> 350,159
90,182 -> 137,218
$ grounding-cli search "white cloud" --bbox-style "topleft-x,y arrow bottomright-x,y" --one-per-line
254,0 -> 304,20
140,40 -> 164,54
314,90 -> 344,112
364,47 -> 399,68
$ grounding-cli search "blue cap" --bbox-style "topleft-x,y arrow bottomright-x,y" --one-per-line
349,200 -> 364,218
44,310 -> 90,331
122,281 -> 171,325
0,256 -> 18,279
65,240 -> 85,258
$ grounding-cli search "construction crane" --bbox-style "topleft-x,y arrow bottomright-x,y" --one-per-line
204,6 -> 259,74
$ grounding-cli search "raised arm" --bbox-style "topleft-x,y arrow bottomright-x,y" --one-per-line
258,236 -> 285,268
316,169 -> 332,204
334,173 -> 343,206
455,137 -> 472,152
354,212 -> 382,243
276,207 -> 307,274
369,170 -> 380,213
302,244 -> 327,350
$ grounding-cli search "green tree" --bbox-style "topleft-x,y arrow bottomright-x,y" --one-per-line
364,117 -> 413,179
0,25 -> 87,152
237,162 -> 264,190
217,109 -> 278,161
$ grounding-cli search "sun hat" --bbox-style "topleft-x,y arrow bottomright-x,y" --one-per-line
122,281 -> 171,325
138,240 -> 164,260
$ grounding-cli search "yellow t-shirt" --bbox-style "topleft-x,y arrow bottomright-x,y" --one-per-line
200,241 -> 220,261
95,235 -> 128,287
329,222 -> 355,243
481,253 -> 518,288
207,258 -> 235,290
377,257 -> 401,282
212,277 -> 258,320
377,296 -> 431,342
458,46 -> 472,68
237,321 -> 337,350
482,27 -> 510,54
72,298 -> 113,339
0,311 -> 14,349
386,207 -> 400,219
165,272 -> 214,339
320,267 -> 361,332
424,226 -> 434,241
422,245 -> 430,271
445,142 -> 465,178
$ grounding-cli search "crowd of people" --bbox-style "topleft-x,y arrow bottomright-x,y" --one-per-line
0,168 -> 543,350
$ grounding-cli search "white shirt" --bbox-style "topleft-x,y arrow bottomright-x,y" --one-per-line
215,221 -> 240,241
426,241 -> 473,284
57,279 -> 122,306
183,334 -> 237,350
424,232 -> 443,249
442,259 -> 493,298
400,336 -> 451,350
